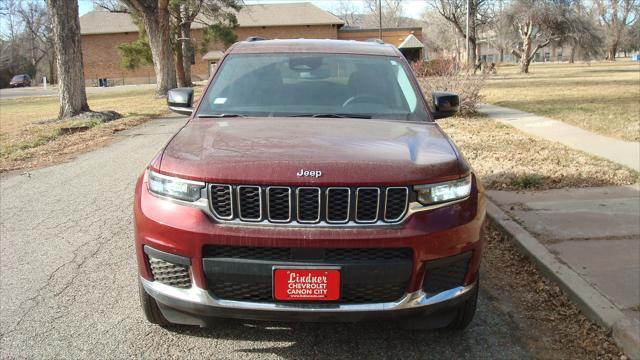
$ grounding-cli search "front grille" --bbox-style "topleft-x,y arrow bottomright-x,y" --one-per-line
203,245 -> 413,304
422,252 -> 472,294
342,283 -> 407,303
210,281 -> 407,304
208,184 -> 409,225
237,186 -> 261,220
148,257 -> 191,288
297,188 -> 320,222
203,246 -> 413,262
210,282 -> 273,302
267,187 -> 290,222
211,185 -> 233,219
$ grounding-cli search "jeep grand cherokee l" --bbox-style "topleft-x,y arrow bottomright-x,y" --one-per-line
135,39 -> 485,330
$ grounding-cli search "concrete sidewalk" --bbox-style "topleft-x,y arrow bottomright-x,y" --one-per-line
479,104 -> 640,171
487,185 -> 640,357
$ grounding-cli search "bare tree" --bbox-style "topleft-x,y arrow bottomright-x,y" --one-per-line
506,0 -> 569,73
363,0 -> 404,28
421,9 -> 461,60
594,0 -> 638,60
560,2 -> 604,63
17,1 -> 54,84
485,0 -> 515,62
171,0 -> 240,87
427,0 -> 489,67
0,0 -> 12,16
119,0 -> 177,96
619,10 -> 640,55
44,0 -> 90,118
332,0 -> 359,26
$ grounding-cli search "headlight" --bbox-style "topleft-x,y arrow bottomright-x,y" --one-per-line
147,170 -> 205,202
414,175 -> 472,206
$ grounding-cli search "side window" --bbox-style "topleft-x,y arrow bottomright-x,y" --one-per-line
394,61 -> 417,112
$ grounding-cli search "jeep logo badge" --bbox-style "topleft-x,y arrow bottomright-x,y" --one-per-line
296,169 -> 322,178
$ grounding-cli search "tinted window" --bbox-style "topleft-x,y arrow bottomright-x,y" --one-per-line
197,54 -> 428,121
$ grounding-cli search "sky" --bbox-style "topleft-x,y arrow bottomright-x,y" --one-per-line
77,0 -> 428,20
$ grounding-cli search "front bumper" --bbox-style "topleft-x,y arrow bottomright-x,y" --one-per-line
140,276 -> 476,324
134,172 -> 486,324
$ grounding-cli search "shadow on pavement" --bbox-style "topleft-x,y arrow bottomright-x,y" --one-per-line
149,291 -> 528,359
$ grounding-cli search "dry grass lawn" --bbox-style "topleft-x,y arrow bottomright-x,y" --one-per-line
439,116 -> 639,190
0,87 -> 202,172
482,61 -> 640,141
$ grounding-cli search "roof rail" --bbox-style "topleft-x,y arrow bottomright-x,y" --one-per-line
245,36 -> 268,42
365,38 -> 385,45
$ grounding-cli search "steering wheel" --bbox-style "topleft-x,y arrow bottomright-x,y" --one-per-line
342,94 -> 383,108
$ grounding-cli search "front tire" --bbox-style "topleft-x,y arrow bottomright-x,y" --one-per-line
138,280 -> 170,326
446,278 -> 479,331
400,278 -> 479,331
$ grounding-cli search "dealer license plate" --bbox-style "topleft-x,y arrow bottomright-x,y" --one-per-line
273,268 -> 340,301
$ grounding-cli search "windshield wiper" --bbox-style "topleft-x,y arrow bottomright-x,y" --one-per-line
290,113 -> 372,119
197,113 -> 247,118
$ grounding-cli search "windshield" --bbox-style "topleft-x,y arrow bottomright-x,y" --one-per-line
197,53 -> 428,121
12,75 -> 25,81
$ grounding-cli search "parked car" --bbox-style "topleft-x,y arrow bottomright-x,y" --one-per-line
135,39 -> 485,330
9,74 -> 31,87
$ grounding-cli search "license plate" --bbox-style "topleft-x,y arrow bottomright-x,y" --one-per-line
273,268 -> 340,301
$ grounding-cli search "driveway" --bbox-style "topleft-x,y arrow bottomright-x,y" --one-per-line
1,115 -> 537,358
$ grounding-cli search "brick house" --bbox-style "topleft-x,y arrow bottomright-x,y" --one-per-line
79,3 -> 344,85
79,2 -> 424,86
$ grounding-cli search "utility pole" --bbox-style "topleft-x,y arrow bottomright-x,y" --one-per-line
466,0 -> 470,68
378,0 -> 382,39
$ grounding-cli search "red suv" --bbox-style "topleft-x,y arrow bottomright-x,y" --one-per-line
135,39 -> 485,330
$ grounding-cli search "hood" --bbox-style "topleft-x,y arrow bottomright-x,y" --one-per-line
159,117 -> 467,186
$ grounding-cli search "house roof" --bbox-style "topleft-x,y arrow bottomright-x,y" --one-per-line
80,3 -> 344,35
398,34 -> 424,49
202,50 -> 225,61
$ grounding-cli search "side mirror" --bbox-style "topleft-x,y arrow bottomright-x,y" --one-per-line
167,88 -> 194,116
431,92 -> 459,120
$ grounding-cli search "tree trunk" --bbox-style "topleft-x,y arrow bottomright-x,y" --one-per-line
519,36 -> 532,74
180,22 -> 192,86
569,43 -> 576,64
141,7 -> 177,96
45,0 -> 89,119
499,48 -> 504,63
175,33 -> 187,87
607,41 -> 618,61
48,56 -> 55,84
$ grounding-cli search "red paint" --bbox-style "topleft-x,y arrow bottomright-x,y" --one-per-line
134,39 -> 486,308
134,173 -> 485,291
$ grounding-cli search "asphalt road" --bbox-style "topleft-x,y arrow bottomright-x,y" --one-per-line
0,84 -> 156,99
1,115 -> 531,359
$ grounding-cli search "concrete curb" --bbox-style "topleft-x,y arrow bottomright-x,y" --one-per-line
486,199 -> 639,359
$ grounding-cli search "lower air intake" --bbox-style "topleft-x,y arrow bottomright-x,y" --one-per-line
148,256 -> 191,289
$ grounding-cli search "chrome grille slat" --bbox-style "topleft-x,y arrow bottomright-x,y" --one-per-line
209,185 -> 408,226
297,187 -> 321,223
237,186 -> 262,221
384,187 -> 409,222
267,187 -> 291,222
355,187 -> 380,223
210,184 -> 233,219
326,187 -> 350,223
